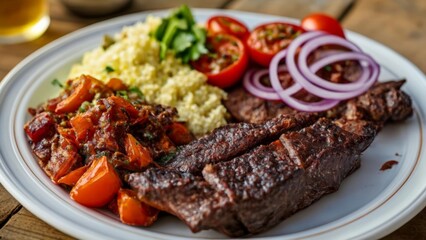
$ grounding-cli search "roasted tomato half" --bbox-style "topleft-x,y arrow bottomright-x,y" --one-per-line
207,15 -> 250,41
247,22 -> 305,67
191,33 -> 248,89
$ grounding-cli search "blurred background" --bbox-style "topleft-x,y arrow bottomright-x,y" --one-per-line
0,0 -> 425,239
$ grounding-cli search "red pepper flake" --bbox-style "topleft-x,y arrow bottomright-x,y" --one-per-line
380,160 -> 399,171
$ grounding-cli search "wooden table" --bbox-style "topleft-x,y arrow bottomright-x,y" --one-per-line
0,0 -> 425,239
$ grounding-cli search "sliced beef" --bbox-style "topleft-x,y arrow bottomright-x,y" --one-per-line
127,118 -> 377,236
165,112 -> 320,174
225,80 -> 412,124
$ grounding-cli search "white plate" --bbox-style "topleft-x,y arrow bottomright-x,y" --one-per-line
0,9 -> 426,240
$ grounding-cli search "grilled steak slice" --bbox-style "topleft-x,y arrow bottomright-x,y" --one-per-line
125,168 -> 246,236
165,112 -> 320,174
225,80 -> 412,124
127,118 -> 376,236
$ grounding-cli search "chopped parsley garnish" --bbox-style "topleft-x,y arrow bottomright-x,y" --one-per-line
324,65 -> 332,72
143,132 -> 154,140
78,101 -> 91,113
128,86 -> 144,99
153,5 -> 208,63
51,78 -> 63,88
102,35 -> 116,50
105,65 -> 115,73
116,90 -> 129,99
157,151 -> 176,165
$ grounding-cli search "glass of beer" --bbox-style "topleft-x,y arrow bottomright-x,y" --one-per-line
0,0 -> 50,44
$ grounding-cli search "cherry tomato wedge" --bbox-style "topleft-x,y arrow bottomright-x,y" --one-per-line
117,189 -> 159,226
247,22 -> 305,67
191,33 -> 248,89
207,15 -> 250,40
301,13 -> 345,38
70,156 -> 121,208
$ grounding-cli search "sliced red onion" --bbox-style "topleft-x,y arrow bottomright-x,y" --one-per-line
269,49 -> 303,96
297,34 -> 377,92
246,31 -> 380,112
286,31 -> 379,100
243,69 -> 280,100
251,66 -> 288,92
269,41 -> 340,112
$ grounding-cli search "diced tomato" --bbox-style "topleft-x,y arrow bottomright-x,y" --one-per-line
106,78 -> 128,91
107,96 -> 140,119
124,134 -> 153,169
57,127 -> 77,146
55,75 -> 95,114
70,156 -> 121,207
70,115 -> 95,143
57,165 -> 88,186
24,112 -> 55,142
117,189 -> 159,226
167,122 -> 194,145
45,134 -> 81,183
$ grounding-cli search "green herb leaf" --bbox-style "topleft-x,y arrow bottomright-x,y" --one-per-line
51,79 -> 63,88
78,101 -> 91,113
324,65 -> 332,72
152,5 -> 208,62
105,65 -> 115,73
173,31 -> 195,52
157,151 -> 176,165
116,90 -> 128,99
128,86 -> 144,99
102,35 -> 116,50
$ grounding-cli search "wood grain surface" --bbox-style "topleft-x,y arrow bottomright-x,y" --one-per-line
0,0 -> 425,239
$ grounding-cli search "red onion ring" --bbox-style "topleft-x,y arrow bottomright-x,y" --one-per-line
251,66 -> 288,92
286,31 -> 379,100
269,44 -> 340,112
243,69 -> 281,100
245,31 -> 380,112
298,34 -> 377,92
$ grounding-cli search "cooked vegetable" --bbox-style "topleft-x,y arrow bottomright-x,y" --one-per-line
57,166 -> 88,186
70,156 -> 121,207
124,133 -> 153,169
247,22 -> 305,66
70,115 -> 95,143
24,112 -> 55,142
117,189 -> 159,226
167,122 -> 194,145
154,5 -> 208,62
207,15 -> 250,40
46,135 -> 81,183
191,33 -> 248,88
301,13 -> 345,38
55,75 -> 95,114
106,78 -> 128,91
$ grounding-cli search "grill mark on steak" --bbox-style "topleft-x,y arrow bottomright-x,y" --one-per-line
165,112 -> 320,174
225,80 -> 412,124
126,118 -> 377,236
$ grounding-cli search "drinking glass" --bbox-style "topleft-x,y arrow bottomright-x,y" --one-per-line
0,0 -> 50,44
